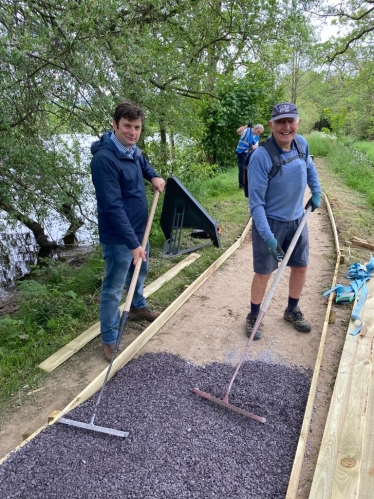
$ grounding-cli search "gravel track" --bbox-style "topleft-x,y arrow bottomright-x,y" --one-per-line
0,352 -> 311,498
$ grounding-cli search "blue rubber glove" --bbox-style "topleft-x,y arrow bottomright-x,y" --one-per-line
266,237 -> 279,261
305,193 -> 321,212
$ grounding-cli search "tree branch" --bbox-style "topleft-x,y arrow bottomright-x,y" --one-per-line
327,26 -> 374,62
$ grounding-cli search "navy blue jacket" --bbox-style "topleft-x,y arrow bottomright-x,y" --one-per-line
90,131 -> 160,248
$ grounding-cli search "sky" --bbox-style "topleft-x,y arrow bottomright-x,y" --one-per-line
319,20 -> 340,42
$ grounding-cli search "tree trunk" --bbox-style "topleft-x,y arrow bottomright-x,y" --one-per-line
159,121 -> 169,168
0,196 -> 58,249
61,203 -> 84,245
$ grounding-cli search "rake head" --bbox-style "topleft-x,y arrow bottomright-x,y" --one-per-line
192,388 -> 266,423
58,417 -> 129,438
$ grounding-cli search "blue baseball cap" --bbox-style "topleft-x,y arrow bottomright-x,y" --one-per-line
270,102 -> 299,121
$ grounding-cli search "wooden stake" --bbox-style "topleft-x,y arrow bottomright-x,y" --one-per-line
48,410 -> 61,423
22,429 -> 33,441
328,309 -> 336,324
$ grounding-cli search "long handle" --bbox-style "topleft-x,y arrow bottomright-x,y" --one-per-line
223,206 -> 312,403
122,190 -> 160,314
90,190 -> 160,424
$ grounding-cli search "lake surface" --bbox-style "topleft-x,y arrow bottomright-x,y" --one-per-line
0,134 -> 98,290
0,214 -> 98,290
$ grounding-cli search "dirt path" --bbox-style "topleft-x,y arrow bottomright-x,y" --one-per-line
0,178 -> 350,497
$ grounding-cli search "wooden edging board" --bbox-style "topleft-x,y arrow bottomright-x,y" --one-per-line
38,252 -> 201,372
308,275 -> 374,496
286,192 -> 341,498
0,219 -> 252,465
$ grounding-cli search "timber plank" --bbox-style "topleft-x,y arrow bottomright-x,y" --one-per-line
357,287 -> 374,499
38,252 -> 201,372
309,279 -> 374,498
286,192 -> 340,498
350,239 -> 374,251
142,252 -> 201,297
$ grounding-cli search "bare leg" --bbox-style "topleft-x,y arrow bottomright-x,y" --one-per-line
251,273 -> 272,304
289,266 -> 307,299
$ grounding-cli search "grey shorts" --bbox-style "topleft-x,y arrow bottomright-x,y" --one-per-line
252,217 -> 309,274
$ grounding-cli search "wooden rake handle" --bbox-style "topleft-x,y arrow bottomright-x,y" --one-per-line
123,190 -> 160,314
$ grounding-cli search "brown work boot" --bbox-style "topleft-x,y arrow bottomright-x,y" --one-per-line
128,307 -> 160,322
102,343 -> 123,362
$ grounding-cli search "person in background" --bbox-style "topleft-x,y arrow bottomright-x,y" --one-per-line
246,102 -> 321,340
235,123 -> 264,189
90,101 -> 165,361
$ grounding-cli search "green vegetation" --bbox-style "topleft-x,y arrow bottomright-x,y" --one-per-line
0,251 -> 104,404
2,0 -> 373,252
308,132 -> 374,243
351,141 -> 374,165
306,132 -> 332,157
307,132 -> 374,207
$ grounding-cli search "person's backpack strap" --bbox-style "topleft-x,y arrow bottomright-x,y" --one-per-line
261,137 -> 282,180
293,137 -> 306,160
244,135 -> 307,198
263,135 -> 306,180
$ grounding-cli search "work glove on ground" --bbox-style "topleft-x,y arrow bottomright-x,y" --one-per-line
305,193 -> 321,212
266,238 -> 285,262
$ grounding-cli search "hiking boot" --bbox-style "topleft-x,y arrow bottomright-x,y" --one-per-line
102,343 -> 123,362
128,307 -> 160,322
245,313 -> 263,340
284,306 -> 311,333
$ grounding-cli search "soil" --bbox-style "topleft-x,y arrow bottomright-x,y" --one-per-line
0,158 -> 366,497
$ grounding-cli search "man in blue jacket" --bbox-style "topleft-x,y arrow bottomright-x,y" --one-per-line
246,102 -> 321,340
90,101 -> 165,361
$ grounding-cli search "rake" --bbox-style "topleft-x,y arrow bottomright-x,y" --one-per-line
58,191 -> 160,438
193,206 -> 312,422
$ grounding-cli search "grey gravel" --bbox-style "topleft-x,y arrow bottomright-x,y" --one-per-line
0,352 -> 311,498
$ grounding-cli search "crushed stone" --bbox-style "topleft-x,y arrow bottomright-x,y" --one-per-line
0,352 -> 311,499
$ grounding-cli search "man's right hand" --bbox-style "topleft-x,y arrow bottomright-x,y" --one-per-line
151,177 -> 166,193
132,246 -> 147,265
305,193 -> 321,212
266,237 -> 279,261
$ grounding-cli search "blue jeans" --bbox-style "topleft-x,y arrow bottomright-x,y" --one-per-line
100,243 -> 149,344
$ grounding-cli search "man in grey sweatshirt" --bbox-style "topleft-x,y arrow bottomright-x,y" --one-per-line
246,102 -> 321,340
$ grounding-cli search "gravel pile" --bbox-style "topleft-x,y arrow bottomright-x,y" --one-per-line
0,352 -> 311,498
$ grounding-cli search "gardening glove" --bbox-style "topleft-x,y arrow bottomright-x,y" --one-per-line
266,237 -> 278,261
305,193 -> 321,212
